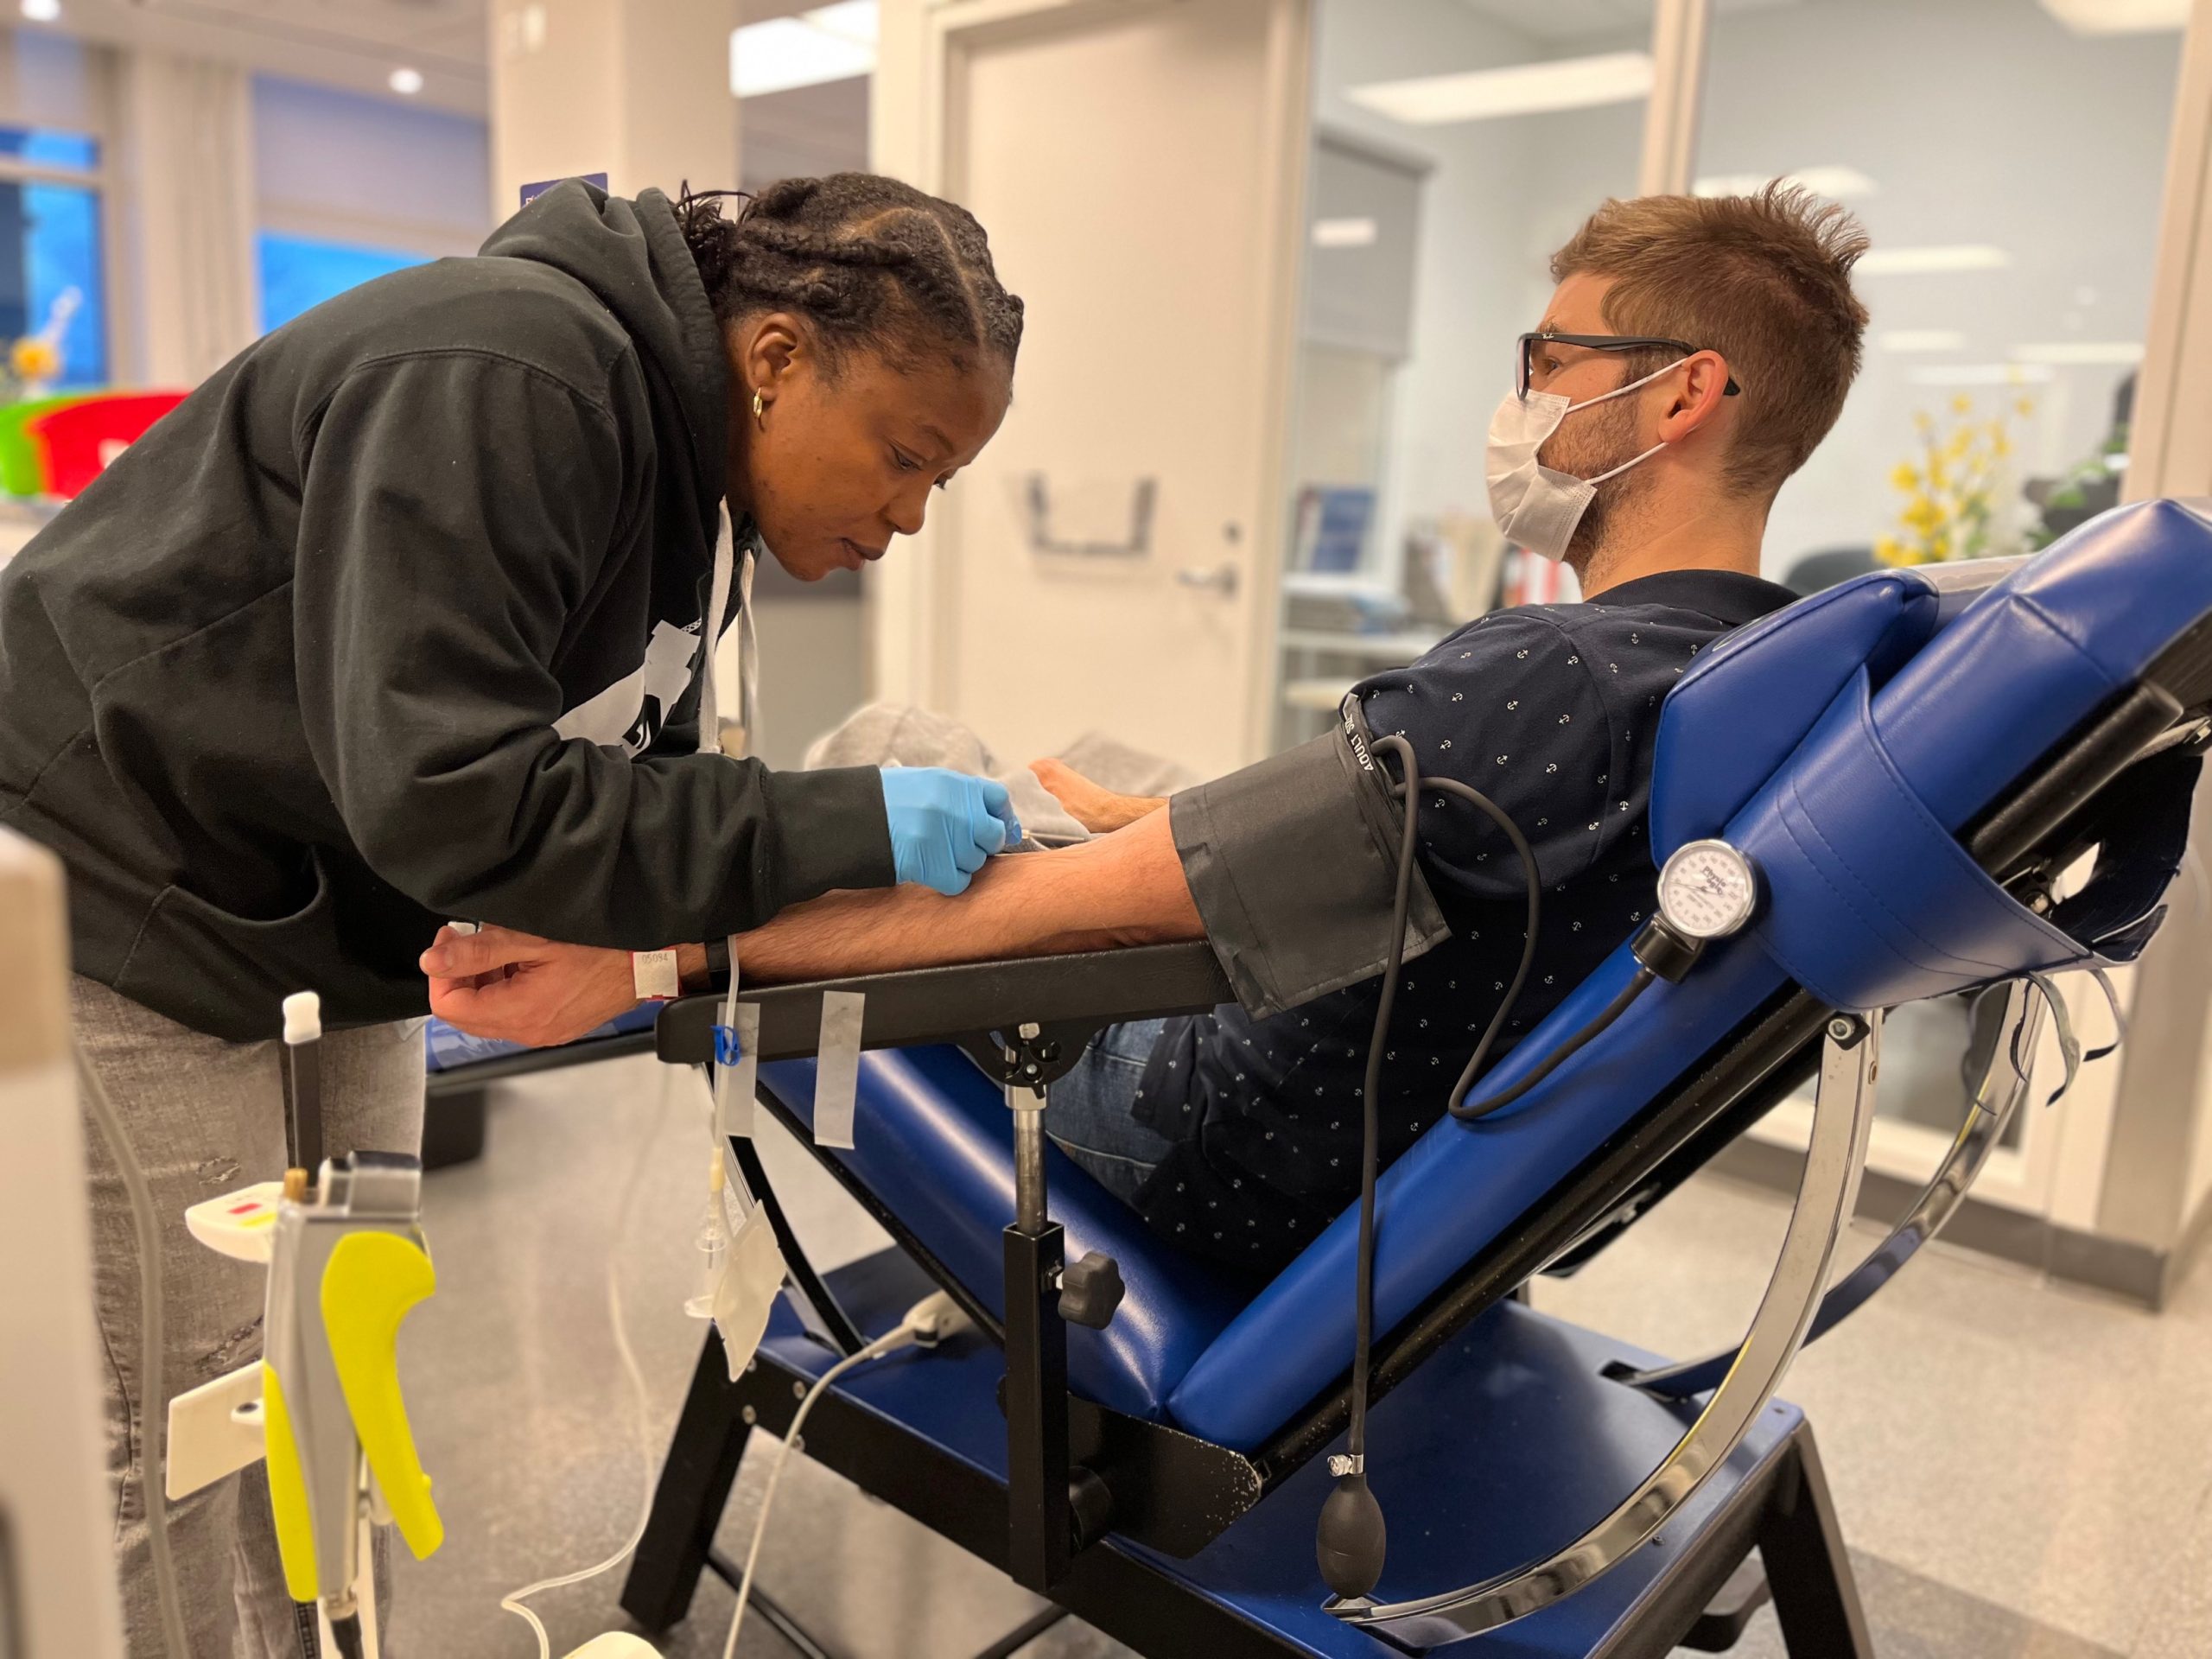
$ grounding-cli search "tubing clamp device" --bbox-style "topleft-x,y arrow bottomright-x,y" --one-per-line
170,1150 -> 443,1654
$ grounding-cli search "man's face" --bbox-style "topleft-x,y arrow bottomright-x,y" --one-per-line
1525,273 -> 1662,566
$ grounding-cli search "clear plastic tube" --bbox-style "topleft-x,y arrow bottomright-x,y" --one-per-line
497,1066 -> 675,1659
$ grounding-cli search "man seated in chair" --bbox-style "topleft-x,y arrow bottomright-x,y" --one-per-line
425,187 -> 1868,1274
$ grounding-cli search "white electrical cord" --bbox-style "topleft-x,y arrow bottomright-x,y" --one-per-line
499,1066 -> 677,1659
75,1046 -> 194,1659
721,1293 -> 968,1658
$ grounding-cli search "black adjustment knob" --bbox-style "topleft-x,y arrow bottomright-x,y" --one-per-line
1058,1251 -> 1124,1330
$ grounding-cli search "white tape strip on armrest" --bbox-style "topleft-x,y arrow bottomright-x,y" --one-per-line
812,990 -> 866,1150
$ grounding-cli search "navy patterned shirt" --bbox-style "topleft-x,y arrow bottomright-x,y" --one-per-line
1131,570 -> 1796,1275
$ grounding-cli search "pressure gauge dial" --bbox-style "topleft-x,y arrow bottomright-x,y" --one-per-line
1656,839 -> 1759,941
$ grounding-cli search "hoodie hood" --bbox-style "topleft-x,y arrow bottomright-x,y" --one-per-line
481,180 -> 730,531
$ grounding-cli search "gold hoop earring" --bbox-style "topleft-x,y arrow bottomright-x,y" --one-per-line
751,390 -> 765,428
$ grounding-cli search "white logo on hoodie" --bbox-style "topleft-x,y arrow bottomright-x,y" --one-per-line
553,619 -> 701,755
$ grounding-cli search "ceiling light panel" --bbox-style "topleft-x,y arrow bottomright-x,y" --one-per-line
1880,330 -> 1967,353
2011,341 -> 2145,365
731,3 -> 878,99
1906,363 -> 2055,386
1344,51 -> 1653,126
1856,245 -> 2012,276
1312,217 -> 1379,249
2039,0 -> 2190,35
1694,165 -> 1879,200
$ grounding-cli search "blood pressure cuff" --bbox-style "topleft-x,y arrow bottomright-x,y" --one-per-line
1168,707 -> 1450,1018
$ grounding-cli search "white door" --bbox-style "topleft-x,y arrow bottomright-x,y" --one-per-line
871,0 -> 1309,778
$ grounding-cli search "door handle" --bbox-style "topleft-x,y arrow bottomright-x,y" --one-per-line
1175,562 -> 1240,596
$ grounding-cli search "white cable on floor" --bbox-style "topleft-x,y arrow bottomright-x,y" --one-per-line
499,1065 -> 677,1659
720,1323 -> 920,1659
75,1046 -> 194,1659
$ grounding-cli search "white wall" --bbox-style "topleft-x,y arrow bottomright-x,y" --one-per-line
0,27 -> 106,131
740,75 -> 869,191
254,75 -> 491,257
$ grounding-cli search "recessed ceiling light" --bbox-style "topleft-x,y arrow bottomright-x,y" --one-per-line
1880,330 -> 1967,353
388,67 -> 424,95
1313,217 -> 1378,249
1906,363 -> 2055,387
20,0 -> 61,22
1693,165 -> 1879,200
2040,0 -> 2189,35
1857,245 -> 2012,276
1345,51 -> 1652,126
731,2 -> 879,99
807,0 -> 879,44
2012,341 -> 2145,365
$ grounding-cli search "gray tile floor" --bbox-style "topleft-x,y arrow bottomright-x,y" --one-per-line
385,1055 -> 2212,1658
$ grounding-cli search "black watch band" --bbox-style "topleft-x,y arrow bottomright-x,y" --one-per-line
703,936 -> 731,989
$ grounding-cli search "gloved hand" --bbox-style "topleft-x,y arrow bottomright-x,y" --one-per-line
879,767 -> 1023,896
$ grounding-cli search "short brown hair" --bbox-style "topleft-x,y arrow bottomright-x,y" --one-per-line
1549,184 -> 1870,497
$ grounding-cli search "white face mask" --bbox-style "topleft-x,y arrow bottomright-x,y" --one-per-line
1484,359 -> 1678,563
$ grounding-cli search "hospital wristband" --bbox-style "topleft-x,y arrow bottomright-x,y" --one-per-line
632,948 -> 682,1001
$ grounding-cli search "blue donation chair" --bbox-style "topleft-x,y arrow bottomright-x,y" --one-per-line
597,502 -> 2211,1657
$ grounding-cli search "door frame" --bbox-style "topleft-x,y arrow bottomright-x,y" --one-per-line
868,0 -> 1312,766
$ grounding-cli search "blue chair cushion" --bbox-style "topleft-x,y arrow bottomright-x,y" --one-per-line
757,1047 -> 1251,1421
1650,557 -> 2012,858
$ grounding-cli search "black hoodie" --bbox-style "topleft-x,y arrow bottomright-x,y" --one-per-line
0,183 -> 893,1041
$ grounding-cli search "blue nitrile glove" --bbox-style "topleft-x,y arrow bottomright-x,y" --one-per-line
879,767 -> 1023,896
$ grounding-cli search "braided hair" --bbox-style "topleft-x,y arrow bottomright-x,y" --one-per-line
676,174 -> 1024,377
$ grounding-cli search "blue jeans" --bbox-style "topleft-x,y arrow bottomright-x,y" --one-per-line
1044,1018 -> 1179,1207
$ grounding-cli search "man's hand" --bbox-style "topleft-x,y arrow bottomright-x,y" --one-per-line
419,924 -> 641,1047
1027,759 -> 1166,836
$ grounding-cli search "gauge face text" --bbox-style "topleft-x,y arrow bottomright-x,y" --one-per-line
1659,842 -> 1757,940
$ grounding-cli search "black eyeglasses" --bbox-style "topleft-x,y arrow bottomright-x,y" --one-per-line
1516,331 -> 1742,399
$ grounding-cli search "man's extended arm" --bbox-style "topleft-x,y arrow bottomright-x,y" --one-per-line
422,810 -> 1201,1045
734,808 -> 1198,980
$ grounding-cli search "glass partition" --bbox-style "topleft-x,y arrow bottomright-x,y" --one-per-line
1275,0 -> 1651,747
1697,0 -> 2184,589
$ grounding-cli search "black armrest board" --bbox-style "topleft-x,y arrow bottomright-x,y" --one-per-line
655,940 -> 1232,1066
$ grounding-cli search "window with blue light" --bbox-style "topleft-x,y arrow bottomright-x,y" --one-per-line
257,233 -> 430,333
0,124 -> 107,391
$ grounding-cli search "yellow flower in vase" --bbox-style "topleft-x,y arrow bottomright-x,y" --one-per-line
1950,393 -> 1974,416
10,336 -> 60,385
1891,461 -> 1921,493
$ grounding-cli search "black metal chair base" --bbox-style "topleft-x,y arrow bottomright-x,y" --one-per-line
619,1315 -> 1870,1659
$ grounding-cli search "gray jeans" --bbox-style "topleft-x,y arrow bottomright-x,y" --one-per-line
74,976 -> 425,1659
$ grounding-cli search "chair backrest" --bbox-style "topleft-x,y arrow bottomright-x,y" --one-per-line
1165,503 -> 2212,1450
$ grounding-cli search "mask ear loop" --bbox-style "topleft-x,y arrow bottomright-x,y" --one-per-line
1582,441 -> 1666,486
1548,355 -> 1687,484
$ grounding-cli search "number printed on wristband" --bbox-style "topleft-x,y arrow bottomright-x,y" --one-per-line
632,949 -> 682,1000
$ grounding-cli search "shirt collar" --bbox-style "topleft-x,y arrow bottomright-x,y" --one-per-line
1587,569 -> 1799,628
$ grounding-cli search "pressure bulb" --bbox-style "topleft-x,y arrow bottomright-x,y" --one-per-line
1316,1458 -> 1387,1601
